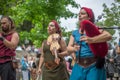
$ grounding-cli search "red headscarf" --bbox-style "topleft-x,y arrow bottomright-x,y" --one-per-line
51,20 -> 60,32
81,7 -> 95,23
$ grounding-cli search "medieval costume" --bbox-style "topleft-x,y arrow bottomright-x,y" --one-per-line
67,7 -> 111,80
38,20 -> 69,80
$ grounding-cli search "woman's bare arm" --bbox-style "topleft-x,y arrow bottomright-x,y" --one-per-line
67,35 -> 80,53
38,42 -> 44,69
80,30 -> 112,43
58,38 -> 68,57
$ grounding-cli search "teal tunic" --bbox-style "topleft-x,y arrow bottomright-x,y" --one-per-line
70,30 -> 106,80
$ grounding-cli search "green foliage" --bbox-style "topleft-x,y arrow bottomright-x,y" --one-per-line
101,0 -> 120,35
0,0 -> 18,15
95,0 -> 119,36
103,3 -> 120,26
9,0 -> 80,47
95,0 -> 120,44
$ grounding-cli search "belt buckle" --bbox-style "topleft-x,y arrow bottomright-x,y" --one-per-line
83,60 -> 87,64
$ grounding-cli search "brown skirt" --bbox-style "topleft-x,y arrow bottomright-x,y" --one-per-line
42,61 -> 69,80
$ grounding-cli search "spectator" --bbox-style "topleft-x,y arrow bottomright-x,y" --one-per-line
21,54 -> 30,80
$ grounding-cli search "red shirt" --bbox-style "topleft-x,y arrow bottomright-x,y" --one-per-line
0,33 -> 15,63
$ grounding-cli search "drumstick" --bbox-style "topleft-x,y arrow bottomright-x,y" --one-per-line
53,47 -> 58,59
53,47 -> 60,65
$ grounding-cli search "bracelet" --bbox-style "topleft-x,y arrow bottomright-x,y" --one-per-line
0,36 -> 5,41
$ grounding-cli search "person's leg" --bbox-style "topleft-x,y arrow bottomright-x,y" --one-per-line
110,77 -> 113,80
115,77 -> 119,80
1,62 -> 16,80
109,73 -> 114,80
70,63 -> 84,80
22,70 -> 29,80
87,66 -> 106,80
28,70 -> 31,80
22,71 -> 26,80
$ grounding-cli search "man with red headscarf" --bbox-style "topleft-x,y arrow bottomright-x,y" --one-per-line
67,7 -> 112,80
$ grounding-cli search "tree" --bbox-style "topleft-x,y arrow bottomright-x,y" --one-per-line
100,0 -> 120,35
97,0 -> 120,43
10,0 -> 80,47
99,0 -> 120,42
103,1 -> 120,27
0,0 -> 23,15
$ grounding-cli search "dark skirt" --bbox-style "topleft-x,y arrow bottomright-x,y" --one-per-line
42,62 -> 69,80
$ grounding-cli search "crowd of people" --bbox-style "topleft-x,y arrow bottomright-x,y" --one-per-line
105,42 -> 120,80
15,53 -> 41,80
0,6 -> 120,80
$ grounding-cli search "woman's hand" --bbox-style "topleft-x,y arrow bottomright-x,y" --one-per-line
80,36 -> 93,43
38,68 -> 42,74
73,43 -> 80,52
55,58 -> 60,65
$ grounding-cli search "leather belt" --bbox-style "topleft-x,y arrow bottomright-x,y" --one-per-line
77,57 -> 96,68
44,61 -> 58,69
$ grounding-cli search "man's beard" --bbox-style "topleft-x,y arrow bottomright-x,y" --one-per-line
2,27 -> 10,33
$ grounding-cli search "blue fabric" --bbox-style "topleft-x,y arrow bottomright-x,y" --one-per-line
70,63 -> 106,80
70,30 -> 106,80
72,30 -> 94,57
21,57 -> 27,70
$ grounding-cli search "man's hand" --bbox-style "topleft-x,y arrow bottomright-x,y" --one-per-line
0,36 -> 5,41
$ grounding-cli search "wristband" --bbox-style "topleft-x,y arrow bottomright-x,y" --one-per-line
0,36 -> 5,41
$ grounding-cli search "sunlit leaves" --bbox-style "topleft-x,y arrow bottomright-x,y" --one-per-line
100,0 -> 120,35
0,0 -> 80,47
102,1 -> 120,27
